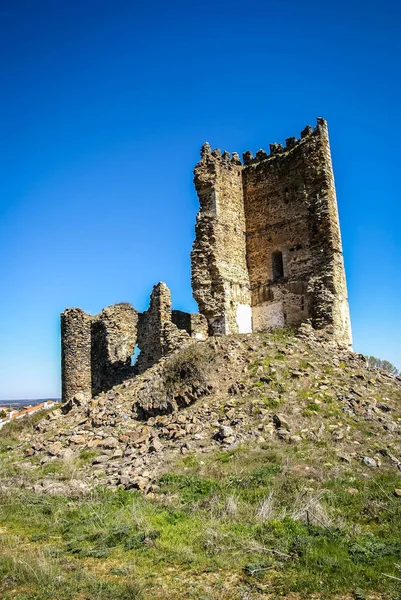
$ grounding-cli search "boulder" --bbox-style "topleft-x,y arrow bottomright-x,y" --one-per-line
100,437 -> 119,449
273,414 -> 290,431
362,456 -> 377,468
149,438 -> 163,453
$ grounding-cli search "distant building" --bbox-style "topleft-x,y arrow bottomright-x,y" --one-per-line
0,400 -> 58,429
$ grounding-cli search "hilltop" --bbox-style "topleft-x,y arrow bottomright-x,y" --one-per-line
1,326 -> 401,599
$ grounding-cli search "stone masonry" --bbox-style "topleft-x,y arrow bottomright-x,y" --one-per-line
91,303 -> 138,397
61,283 -> 207,403
135,283 -> 205,375
192,117 -> 352,347
61,308 -> 94,403
61,117 -> 352,404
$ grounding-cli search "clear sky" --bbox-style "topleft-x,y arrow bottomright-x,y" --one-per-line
1,0 -> 400,399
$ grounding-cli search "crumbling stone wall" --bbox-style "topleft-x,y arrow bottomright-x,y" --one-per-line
61,304 -> 137,403
62,116 -> 352,406
91,303 -> 138,396
61,284 -> 207,403
192,118 -> 352,347
135,283 -> 202,374
172,310 -> 208,340
191,144 -> 252,336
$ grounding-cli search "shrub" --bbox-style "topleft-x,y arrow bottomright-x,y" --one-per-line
366,356 -> 399,375
163,342 -> 215,394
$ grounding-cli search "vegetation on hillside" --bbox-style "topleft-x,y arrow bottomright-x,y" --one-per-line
1,329 -> 401,599
1,443 -> 401,599
366,356 -> 399,376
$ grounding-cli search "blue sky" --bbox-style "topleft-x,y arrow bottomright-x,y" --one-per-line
0,0 -> 400,399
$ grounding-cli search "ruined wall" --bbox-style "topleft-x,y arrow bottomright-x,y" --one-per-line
61,283 -> 209,403
91,303 -> 138,396
191,144 -> 252,336
172,310 -> 208,340
135,283 -> 193,374
62,117 -> 351,406
61,308 -> 94,403
61,304 -> 137,403
191,118 -> 352,347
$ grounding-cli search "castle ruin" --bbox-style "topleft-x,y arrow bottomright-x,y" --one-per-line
61,284 -> 208,403
61,118 -> 352,403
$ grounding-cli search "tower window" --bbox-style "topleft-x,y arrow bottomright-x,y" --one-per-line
272,250 -> 284,280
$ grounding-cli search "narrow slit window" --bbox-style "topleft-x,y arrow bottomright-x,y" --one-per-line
272,250 -> 284,280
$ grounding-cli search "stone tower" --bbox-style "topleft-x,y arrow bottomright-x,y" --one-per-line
191,117 -> 352,347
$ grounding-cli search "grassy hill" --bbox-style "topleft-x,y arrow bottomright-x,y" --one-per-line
1,326 -> 401,599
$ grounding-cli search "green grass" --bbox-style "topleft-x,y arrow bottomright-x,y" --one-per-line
79,448 -> 99,464
269,327 -> 296,342
262,396 -> 281,409
0,545 -> 144,600
163,342 -> 215,393
1,442 -> 401,599
0,437 -> 16,454
302,401 -> 321,416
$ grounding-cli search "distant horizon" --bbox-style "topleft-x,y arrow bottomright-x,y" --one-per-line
0,397 -> 61,405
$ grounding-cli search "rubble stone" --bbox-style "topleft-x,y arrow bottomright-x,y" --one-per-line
273,414 -> 290,431
362,456 -> 377,468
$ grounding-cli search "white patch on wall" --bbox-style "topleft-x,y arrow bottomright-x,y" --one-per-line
252,302 -> 285,332
236,303 -> 252,333
339,298 -> 353,348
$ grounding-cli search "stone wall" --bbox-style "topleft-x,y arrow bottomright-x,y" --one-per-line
172,310 -> 208,340
61,116 -> 352,406
135,283 -> 193,374
61,284 -> 207,403
91,303 -> 138,396
192,118 -> 352,347
191,144 -> 252,336
61,308 -> 94,403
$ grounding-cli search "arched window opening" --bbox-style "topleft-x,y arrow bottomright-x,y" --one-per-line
272,250 -> 284,281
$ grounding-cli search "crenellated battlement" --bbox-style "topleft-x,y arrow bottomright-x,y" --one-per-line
198,142 -> 243,168
241,117 -> 327,166
198,118 -> 328,169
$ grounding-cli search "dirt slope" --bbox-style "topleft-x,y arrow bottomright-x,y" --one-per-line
4,325 -> 400,495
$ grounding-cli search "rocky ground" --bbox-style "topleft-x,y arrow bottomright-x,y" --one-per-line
1,325 -> 401,599
4,324 -> 400,496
